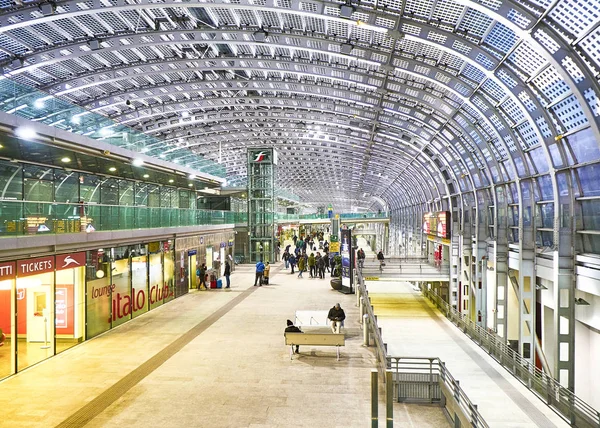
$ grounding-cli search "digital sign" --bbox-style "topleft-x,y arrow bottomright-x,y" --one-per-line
422,211 -> 451,239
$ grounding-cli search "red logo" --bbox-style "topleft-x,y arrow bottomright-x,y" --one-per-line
253,151 -> 267,162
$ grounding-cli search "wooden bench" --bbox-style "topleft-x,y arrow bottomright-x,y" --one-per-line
284,332 -> 345,361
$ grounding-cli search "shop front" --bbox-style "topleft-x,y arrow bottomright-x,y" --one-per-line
0,252 -> 86,378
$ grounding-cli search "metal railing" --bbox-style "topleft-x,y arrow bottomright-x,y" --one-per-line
356,271 -> 490,428
387,357 -> 489,428
424,287 -> 600,428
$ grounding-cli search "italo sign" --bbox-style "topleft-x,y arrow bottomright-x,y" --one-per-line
90,282 -> 174,322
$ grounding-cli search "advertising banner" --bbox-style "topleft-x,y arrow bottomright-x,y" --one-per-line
422,211 -> 451,239
340,229 -> 353,292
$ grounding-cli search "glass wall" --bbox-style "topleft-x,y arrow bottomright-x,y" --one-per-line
0,263 -> 15,379
15,257 -> 55,371
131,245 -> 148,319
86,249 -> 112,339
112,247 -> 132,328
55,253 -> 86,354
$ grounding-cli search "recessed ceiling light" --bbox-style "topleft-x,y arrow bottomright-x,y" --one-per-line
61,157 -> 71,163
143,174 -> 149,178
109,167 -> 117,172
168,179 -> 174,183
132,158 -> 144,167
0,144 -> 4,149
188,183 -> 193,187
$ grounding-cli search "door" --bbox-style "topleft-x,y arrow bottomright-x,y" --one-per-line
27,285 -> 51,343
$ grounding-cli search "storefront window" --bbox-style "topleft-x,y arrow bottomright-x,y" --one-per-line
112,247 -> 131,328
149,244 -> 163,310
15,256 -> 55,371
0,262 -> 16,380
131,245 -> 148,319
86,249 -> 112,339
55,253 -> 86,354
164,242 -> 175,303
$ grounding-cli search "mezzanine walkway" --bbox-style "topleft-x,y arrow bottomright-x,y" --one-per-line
366,280 -> 571,428
0,264 -> 446,428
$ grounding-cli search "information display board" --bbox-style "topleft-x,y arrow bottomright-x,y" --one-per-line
340,229 -> 353,292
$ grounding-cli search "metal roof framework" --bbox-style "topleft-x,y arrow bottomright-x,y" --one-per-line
0,0 -> 599,212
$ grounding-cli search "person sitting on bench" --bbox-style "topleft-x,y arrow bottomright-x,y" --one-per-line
284,320 -> 302,354
327,303 -> 346,334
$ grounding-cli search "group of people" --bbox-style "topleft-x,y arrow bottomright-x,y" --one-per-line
196,261 -> 232,290
282,234 -> 332,279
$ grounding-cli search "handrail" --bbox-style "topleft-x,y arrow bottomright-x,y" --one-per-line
424,287 -> 600,428
387,357 -> 489,428
356,270 -> 490,428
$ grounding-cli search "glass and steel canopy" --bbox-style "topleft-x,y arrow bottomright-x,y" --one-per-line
0,0 -> 598,213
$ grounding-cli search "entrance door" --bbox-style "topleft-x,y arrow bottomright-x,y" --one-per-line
188,254 -> 197,289
26,285 -> 51,343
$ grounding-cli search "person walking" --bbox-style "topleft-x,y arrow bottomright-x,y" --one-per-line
317,253 -> 325,279
308,253 -> 316,278
198,263 -> 207,290
357,248 -> 366,270
224,260 -> 231,288
254,260 -> 265,286
324,251 -> 330,273
297,254 -> 305,278
283,250 -> 290,269
289,253 -> 297,274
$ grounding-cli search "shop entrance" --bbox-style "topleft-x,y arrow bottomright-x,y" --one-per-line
188,250 -> 197,289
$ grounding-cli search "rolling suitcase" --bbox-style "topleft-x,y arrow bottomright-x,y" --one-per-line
216,279 -> 223,289
210,280 -> 217,289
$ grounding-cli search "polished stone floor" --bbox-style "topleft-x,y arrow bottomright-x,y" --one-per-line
0,262 -> 447,427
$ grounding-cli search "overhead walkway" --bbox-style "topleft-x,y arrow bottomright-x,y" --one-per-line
0,263 -> 446,428
366,280 -> 570,428
360,258 -> 450,283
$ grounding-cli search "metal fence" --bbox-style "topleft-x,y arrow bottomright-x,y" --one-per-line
424,287 -> 600,428
355,271 -> 490,428
387,357 -> 489,428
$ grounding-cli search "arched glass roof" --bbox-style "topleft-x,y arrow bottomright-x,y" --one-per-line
0,0 -> 599,212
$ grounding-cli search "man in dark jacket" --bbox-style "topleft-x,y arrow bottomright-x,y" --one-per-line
284,319 -> 302,354
224,260 -> 231,288
327,303 -> 346,334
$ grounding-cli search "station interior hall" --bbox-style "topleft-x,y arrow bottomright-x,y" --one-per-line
0,0 -> 600,426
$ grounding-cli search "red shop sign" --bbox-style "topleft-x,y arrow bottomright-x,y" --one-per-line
17,256 -> 54,277
56,252 -> 86,271
0,261 -> 16,280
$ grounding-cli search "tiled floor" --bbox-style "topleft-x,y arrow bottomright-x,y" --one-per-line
0,263 -> 447,427
367,280 -> 571,428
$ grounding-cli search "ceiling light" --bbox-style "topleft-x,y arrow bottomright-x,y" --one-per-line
181,111 -> 189,118
143,174 -> 149,178
109,167 -> 117,172
0,144 -> 3,149
100,126 -> 114,137
61,157 -> 71,163
15,126 -> 37,140
188,183 -> 193,187
189,174 -> 196,179
169,179 -> 174,183
132,158 -> 144,167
